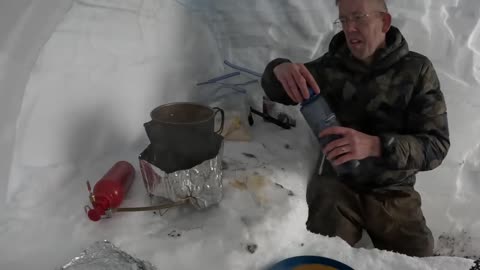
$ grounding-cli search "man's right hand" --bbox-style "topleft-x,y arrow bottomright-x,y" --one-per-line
273,62 -> 321,103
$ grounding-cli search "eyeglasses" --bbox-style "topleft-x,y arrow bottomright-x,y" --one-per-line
333,11 -> 385,28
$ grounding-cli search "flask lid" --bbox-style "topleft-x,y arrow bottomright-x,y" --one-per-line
301,88 -> 321,106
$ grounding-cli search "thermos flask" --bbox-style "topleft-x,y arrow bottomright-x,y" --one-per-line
300,89 -> 360,175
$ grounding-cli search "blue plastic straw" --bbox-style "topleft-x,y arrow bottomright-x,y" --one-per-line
224,60 -> 262,77
234,79 -> 258,86
196,71 -> 241,86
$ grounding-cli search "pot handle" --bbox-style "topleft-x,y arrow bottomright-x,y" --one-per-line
212,107 -> 224,134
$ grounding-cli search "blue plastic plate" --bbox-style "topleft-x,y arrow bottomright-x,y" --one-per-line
269,256 -> 354,270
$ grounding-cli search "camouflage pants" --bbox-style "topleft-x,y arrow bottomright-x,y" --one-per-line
306,175 -> 434,257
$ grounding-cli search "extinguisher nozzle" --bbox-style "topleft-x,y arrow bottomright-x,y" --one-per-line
87,208 -> 102,221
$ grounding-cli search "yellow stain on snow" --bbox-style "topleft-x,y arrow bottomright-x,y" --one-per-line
230,173 -> 270,206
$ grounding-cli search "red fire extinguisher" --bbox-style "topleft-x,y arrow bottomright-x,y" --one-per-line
85,161 -> 135,221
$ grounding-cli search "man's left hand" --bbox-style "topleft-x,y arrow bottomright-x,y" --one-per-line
319,127 -> 381,166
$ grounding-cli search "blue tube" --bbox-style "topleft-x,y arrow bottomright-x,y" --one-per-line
234,79 -> 258,86
196,71 -> 241,86
224,60 -> 262,77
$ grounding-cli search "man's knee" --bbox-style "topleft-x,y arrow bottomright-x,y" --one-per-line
306,197 -> 337,235
372,229 -> 434,257
306,175 -> 344,205
305,177 -> 344,234
306,194 -> 362,246
411,235 -> 434,257
394,224 -> 434,257
365,188 -> 435,257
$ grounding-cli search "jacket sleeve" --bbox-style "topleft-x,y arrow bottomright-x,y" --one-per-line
260,57 -> 325,106
261,58 -> 297,105
379,60 -> 450,171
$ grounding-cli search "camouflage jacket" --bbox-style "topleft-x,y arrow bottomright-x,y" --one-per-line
261,26 -> 450,190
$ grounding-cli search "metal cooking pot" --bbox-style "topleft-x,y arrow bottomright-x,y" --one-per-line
144,102 -> 224,170
149,102 -> 223,134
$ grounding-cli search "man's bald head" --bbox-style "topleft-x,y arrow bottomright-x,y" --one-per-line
336,0 -> 388,11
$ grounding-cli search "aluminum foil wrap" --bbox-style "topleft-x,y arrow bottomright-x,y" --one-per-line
61,240 -> 156,270
139,142 -> 224,209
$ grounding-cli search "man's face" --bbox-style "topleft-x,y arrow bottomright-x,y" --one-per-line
337,0 -> 390,63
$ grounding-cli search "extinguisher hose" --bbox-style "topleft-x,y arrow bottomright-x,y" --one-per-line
113,200 -> 187,212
